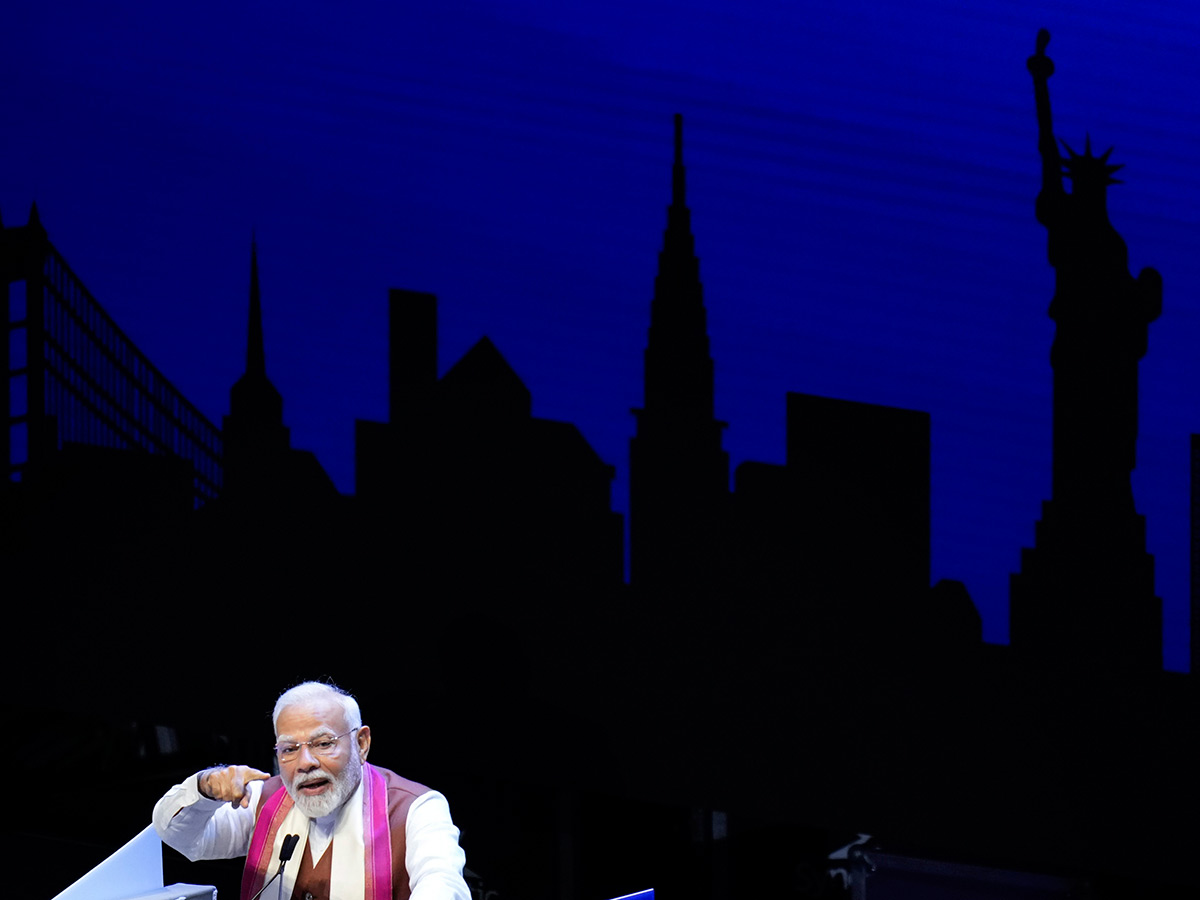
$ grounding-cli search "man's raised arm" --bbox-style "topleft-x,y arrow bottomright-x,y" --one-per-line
152,765 -> 271,861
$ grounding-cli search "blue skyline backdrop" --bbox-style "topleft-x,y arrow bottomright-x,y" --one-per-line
6,0 -> 1200,668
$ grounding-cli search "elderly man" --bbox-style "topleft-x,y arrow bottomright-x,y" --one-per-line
153,682 -> 469,900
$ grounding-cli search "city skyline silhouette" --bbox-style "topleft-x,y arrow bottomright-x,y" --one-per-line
7,1 -> 1200,669
9,6 -> 1200,900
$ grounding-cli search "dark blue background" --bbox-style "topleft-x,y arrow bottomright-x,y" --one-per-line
6,0 -> 1198,668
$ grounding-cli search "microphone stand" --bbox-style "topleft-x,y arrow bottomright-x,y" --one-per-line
248,833 -> 300,900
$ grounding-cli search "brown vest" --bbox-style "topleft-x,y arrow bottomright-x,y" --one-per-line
251,767 -> 431,900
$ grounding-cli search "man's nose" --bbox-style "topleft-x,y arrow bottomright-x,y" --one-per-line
296,744 -> 321,770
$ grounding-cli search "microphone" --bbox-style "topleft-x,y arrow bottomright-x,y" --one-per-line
248,834 -> 301,900
280,834 -> 300,863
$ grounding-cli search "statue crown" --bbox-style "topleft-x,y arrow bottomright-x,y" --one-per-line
1061,136 -> 1123,187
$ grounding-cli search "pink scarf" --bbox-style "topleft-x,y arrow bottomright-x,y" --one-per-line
241,762 -> 393,900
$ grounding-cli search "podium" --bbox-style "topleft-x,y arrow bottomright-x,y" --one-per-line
51,826 -> 215,900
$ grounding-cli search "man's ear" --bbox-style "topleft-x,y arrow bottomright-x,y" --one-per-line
357,725 -> 372,760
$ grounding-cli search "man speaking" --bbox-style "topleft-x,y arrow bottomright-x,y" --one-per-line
153,682 -> 470,900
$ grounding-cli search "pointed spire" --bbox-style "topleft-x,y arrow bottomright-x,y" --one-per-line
672,113 -> 686,207
246,236 -> 266,377
643,112 -> 712,417
629,113 -> 729,591
661,113 -> 696,267
28,201 -> 40,226
226,234 -> 287,459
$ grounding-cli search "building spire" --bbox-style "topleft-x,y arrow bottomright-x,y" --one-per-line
673,113 -> 686,207
645,112 -> 707,417
629,114 -> 729,590
246,236 -> 266,378
224,236 -> 289,495
228,236 -> 283,430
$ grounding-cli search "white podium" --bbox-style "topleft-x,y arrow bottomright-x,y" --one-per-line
51,826 -> 215,900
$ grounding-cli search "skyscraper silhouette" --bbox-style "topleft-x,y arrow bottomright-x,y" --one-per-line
356,288 -> 622,590
630,114 -> 730,593
221,238 -> 335,505
1,204 -> 222,508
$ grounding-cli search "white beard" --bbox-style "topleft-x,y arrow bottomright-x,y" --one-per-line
286,752 -> 362,819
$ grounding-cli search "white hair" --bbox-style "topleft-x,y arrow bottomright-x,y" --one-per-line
272,681 -> 363,733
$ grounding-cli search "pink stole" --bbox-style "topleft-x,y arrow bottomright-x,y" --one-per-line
240,763 -> 393,900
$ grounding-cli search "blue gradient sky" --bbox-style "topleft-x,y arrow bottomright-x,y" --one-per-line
6,0 -> 1200,668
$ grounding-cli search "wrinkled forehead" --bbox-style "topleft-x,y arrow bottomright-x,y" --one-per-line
274,698 -> 350,740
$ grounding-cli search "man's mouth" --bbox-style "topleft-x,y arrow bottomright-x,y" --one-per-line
296,777 -> 331,795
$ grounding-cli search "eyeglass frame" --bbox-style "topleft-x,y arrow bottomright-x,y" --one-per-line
273,727 -> 360,762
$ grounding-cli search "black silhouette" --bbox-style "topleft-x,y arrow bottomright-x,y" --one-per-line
1011,30 -> 1163,672
6,33 -> 1200,900
221,238 -> 336,506
630,114 -> 730,594
355,288 -> 623,592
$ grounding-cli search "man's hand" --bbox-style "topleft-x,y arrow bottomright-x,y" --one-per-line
197,765 -> 271,808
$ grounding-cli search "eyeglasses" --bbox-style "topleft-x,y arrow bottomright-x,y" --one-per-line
273,728 -> 358,762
